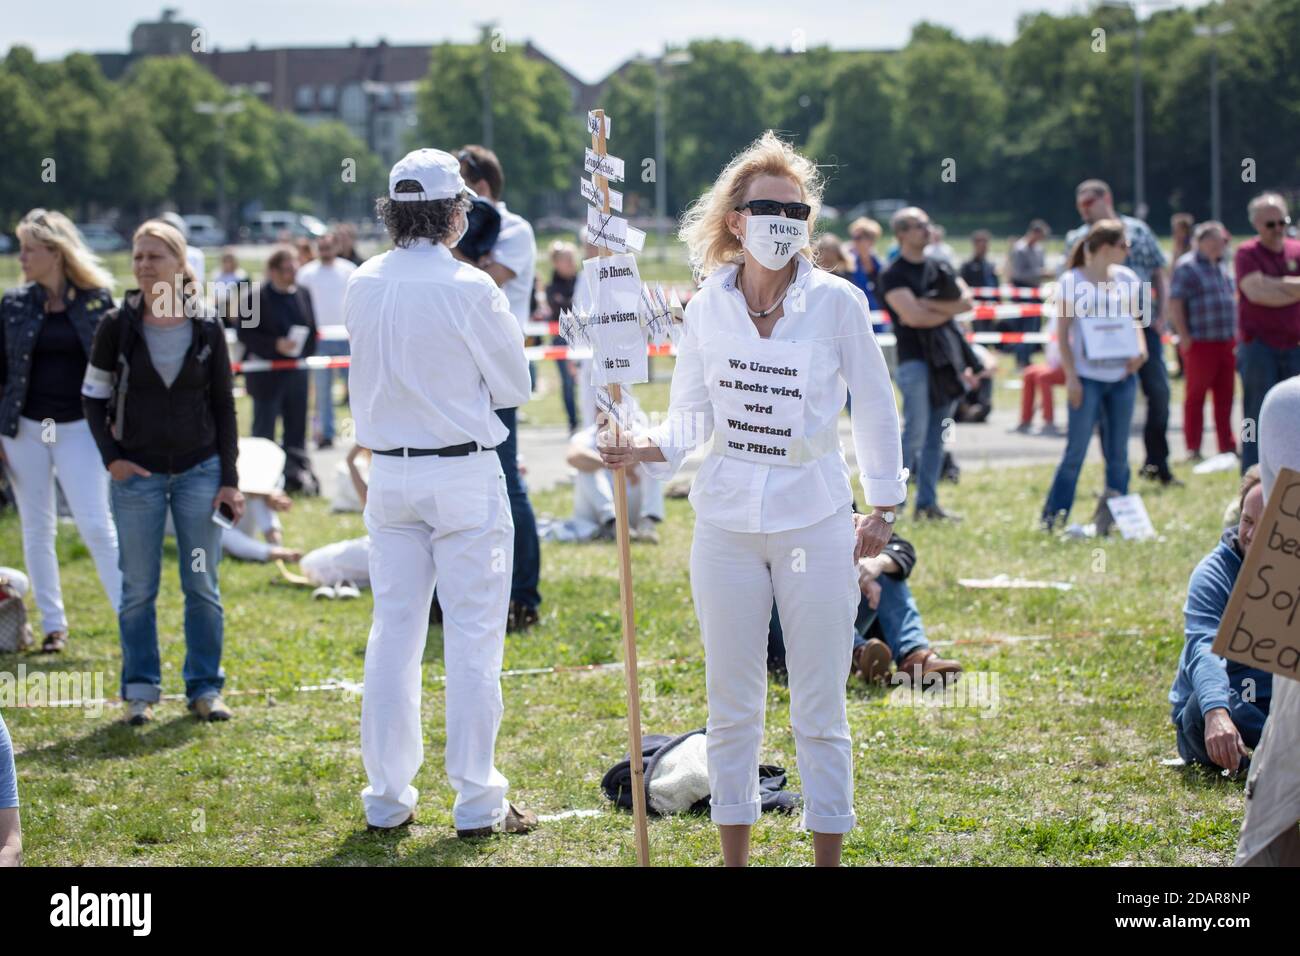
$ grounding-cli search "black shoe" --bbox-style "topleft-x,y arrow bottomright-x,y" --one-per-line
507,602 -> 539,633
1138,463 -> 1161,482
1160,473 -> 1185,488
915,505 -> 963,522
317,438 -> 334,450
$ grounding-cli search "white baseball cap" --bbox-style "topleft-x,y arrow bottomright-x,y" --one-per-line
388,148 -> 466,202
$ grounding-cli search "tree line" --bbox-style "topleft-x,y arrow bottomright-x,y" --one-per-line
3,0 -> 1297,236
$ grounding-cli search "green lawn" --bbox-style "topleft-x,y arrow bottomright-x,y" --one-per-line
2,424 -> 1247,865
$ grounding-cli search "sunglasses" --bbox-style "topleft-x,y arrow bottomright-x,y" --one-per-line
1262,217 -> 1291,229
735,200 -> 812,221
457,150 -> 483,179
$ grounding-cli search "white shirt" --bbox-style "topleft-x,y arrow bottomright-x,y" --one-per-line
344,240 -> 531,452
492,201 -> 537,332
186,245 -> 206,287
1058,265 -> 1143,383
296,257 -> 357,332
642,256 -> 907,533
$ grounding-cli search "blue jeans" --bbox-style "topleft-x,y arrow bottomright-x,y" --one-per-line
768,573 -> 930,670
1237,340 -> 1300,470
853,573 -> 929,662
896,359 -> 955,512
494,407 -> 541,610
110,454 -> 226,704
1043,374 -> 1137,522
1175,688 -> 1269,772
552,338 -> 578,432
314,338 -> 350,442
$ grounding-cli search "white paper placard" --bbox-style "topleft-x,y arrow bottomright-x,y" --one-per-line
1106,493 -> 1156,540
705,331 -> 812,466
586,111 -> 612,138
580,177 -> 623,212
587,207 -> 645,254
1078,316 -> 1140,362
585,253 -> 647,386
584,148 -> 625,183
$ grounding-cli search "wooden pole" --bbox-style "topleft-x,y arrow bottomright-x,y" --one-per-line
592,109 -> 651,867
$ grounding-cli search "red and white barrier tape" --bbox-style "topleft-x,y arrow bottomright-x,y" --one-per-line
967,284 -> 1053,301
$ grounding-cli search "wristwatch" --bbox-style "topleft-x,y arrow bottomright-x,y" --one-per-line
872,508 -> 896,525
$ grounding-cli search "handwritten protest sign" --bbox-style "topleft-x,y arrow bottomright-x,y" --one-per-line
584,147 -> 625,183
1212,467 -> 1300,680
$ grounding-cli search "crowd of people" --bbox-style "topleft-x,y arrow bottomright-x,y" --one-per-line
1,126 -> 1299,866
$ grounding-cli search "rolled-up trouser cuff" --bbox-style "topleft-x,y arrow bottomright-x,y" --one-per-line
710,796 -> 762,827
802,809 -> 856,834
123,682 -> 161,703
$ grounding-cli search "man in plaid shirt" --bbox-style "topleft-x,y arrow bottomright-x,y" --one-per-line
1064,180 -> 1179,485
1167,222 -> 1236,460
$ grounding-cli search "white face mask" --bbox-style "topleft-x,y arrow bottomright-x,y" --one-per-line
742,215 -> 808,270
451,207 -> 469,247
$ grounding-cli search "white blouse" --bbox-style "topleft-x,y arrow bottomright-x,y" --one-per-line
641,255 -> 907,533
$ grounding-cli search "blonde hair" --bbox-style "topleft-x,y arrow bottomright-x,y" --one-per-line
677,130 -> 822,281
549,240 -> 578,261
16,209 -> 115,291
848,217 -> 882,241
133,219 -> 200,298
1067,218 -> 1126,270
815,233 -> 849,273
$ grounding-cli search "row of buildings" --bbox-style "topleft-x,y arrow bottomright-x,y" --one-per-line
92,8 -> 607,168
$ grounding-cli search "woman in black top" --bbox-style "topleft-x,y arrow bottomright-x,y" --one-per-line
81,220 -> 244,725
237,247 -> 317,490
0,209 -> 122,653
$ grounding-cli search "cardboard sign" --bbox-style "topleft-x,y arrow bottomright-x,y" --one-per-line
1106,493 -> 1156,540
1211,468 -> 1300,680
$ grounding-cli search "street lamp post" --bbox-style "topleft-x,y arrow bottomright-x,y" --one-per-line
641,49 -> 692,260
477,21 -> 497,149
195,99 -> 246,237
1103,0 -> 1172,220
1194,21 -> 1235,223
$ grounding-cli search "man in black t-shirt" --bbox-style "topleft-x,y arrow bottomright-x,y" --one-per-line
881,206 -> 975,521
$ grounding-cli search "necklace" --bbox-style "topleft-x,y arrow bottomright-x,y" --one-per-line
736,262 -> 795,318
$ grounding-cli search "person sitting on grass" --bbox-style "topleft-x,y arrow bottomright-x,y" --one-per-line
767,528 -> 962,687
551,413 -> 664,544
1169,465 -> 1271,774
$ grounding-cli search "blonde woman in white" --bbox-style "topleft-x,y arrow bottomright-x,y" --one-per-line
599,132 -> 907,867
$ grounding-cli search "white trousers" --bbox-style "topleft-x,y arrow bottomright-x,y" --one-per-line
0,416 -> 121,633
690,505 -> 858,833
573,467 -> 665,528
360,450 -> 514,829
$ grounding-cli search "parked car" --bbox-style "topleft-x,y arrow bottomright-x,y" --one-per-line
75,223 -> 128,253
242,211 -> 328,244
183,214 -> 227,247
0,234 -> 12,254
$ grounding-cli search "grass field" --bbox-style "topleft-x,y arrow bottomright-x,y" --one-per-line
1,363 -> 1250,865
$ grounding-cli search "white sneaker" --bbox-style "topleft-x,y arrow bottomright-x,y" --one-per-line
335,581 -> 361,600
126,700 -> 154,726
312,585 -> 336,600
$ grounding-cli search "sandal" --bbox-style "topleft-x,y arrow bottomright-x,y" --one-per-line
40,629 -> 68,653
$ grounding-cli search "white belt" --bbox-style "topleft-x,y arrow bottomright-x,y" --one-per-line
709,419 -> 839,467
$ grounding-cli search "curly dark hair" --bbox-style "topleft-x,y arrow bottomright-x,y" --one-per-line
375,179 -> 470,247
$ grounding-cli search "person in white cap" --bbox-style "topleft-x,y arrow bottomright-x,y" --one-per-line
344,148 -> 539,837
599,132 -> 907,867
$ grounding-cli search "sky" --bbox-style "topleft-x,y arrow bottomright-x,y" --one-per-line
9,0 -> 1213,84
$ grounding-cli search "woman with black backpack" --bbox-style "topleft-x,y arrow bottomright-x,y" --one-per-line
81,219 -> 244,726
